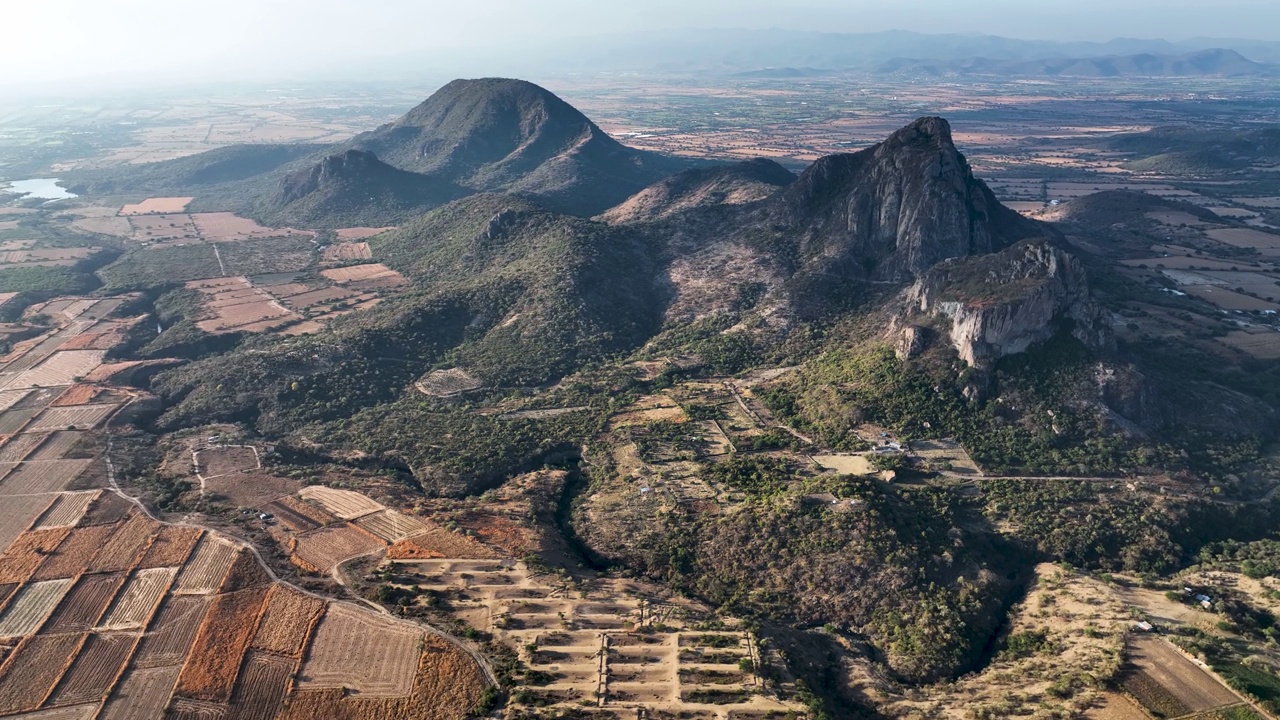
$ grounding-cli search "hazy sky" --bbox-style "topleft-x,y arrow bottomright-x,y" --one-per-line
8,0 -> 1280,87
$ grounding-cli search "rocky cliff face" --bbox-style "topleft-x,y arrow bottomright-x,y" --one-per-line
601,158 -> 795,224
765,117 -> 1042,282
905,241 -> 1112,369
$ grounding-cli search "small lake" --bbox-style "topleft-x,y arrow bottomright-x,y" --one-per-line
2,178 -> 78,201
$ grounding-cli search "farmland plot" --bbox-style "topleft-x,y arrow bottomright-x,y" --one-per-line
1207,227 -> 1280,250
119,197 -> 194,215
0,529 -> 72,584
260,498 -> 332,533
250,585 -> 325,657
0,461 -> 93,496
0,704 -> 101,719
0,632 -> 85,714
291,524 -> 386,573
172,537 -> 239,594
165,698 -> 229,720
86,515 -> 161,573
43,572 -> 125,633
98,665 -> 181,720
0,495 -> 58,551
47,631 -> 137,706
353,510 -> 428,544
32,524 -> 119,581
97,567 -> 177,630
296,486 -> 384,520
1127,636 -> 1241,714
137,526 -> 203,569
26,432 -> 86,461
0,579 -> 73,637
26,405 -> 118,433
296,603 -> 422,697
174,586 -> 269,703
0,408 -> 41,435
194,446 -> 259,478
131,595 -> 211,669
227,651 -> 294,720
129,214 -> 199,243
7,351 -> 105,389
190,213 -> 313,242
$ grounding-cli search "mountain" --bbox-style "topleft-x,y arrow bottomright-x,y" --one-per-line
263,149 -> 467,227
600,158 -> 795,224
879,48 -> 1272,78
755,117 -> 1042,284
342,78 -> 688,216
1102,125 -> 1280,174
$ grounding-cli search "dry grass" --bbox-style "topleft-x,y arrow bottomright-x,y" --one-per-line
0,529 -> 72,584
32,524 -> 118,581
251,585 -> 325,657
174,585 -> 270,703
137,525 -> 204,569
86,514 -> 160,573
386,524 -> 499,560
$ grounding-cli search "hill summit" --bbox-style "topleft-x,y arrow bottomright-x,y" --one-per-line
346,78 -> 686,215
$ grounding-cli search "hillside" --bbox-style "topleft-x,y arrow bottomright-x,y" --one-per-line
600,158 -> 795,224
262,149 -> 467,227
879,48 -> 1273,78
344,78 -> 688,216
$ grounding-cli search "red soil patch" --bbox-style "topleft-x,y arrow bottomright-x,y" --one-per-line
174,586 -> 270,703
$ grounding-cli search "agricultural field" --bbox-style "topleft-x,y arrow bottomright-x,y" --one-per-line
1123,635 -> 1244,717
290,524 -> 386,573
295,603 -> 423,696
119,197 -> 194,215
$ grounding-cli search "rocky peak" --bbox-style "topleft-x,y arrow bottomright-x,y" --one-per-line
905,240 -> 1112,370
768,116 -> 1041,282
276,149 -> 382,204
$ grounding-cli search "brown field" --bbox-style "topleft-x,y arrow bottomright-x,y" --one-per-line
321,241 -> 374,263
119,197 -> 194,215
0,249 -> 93,267
0,461 -> 94,495
137,525 -> 204,569
1085,691 -> 1151,720
191,213 -> 313,242
128,214 -> 199,242
386,524 -> 499,560
207,474 -> 303,511
0,430 -> 43,463
261,497 -> 334,533
291,524 -> 386,573
174,585 -> 269,703
296,486 -> 384,520
228,651 -> 295,720
353,510 -> 428,544
165,698 -> 229,720
1,704 -> 101,719
189,277 -> 300,335
295,603 -> 422,697
87,514 -> 160,573
1128,636 -> 1240,714
1183,285 -> 1280,312
98,567 -> 178,631
0,632 -> 85,714
131,595 -> 211,669
319,263 -> 408,288
51,385 -> 101,407
0,579 -> 73,637
1232,197 -> 1280,209
335,227 -> 394,241
250,585 -> 325,657
78,492 -> 134,526
0,495 -> 56,551
99,665 -> 181,720
47,631 -> 137,706
217,551 -> 272,593
1220,330 -> 1280,359
26,404 -> 118,433
32,491 -> 98,530
28,431 -> 86,462
43,573 -> 126,635
194,445 -> 259,478
33,524 -> 119,581
7,351 -> 105,390
279,633 -> 487,720
172,537 -> 239,595
1207,227 -> 1280,250
0,529 -> 72,584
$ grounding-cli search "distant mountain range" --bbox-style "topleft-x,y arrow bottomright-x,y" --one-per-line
873,48 -> 1274,78
470,28 -> 1280,76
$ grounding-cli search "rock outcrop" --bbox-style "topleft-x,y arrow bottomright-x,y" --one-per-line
601,158 -> 795,224
905,240 -> 1112,369
763,117 -> 1042,283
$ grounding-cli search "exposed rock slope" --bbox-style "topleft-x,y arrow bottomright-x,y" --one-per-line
904,240 -> 1111,369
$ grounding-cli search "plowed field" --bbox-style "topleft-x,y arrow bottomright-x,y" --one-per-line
32,492 -> 97,530
0,461 -> 93,496
228,651 -> 294,720
295,603 -> 422,697
172,537 -> 238,595
0,579 -> 73,637
99,665 -> 180,720
354,510 -> 428,543
87,515 -> 160,573
33,524 -> 119,580
47,631 -> 136,706
137,526 -> 203,569
0,529 -> 72,584
0,632 -> 85,714
131,595 -> 210,669
296,486 -> 384,520
291,525 -> 385,573
98,567 -> 177,630
43,572 -> 125,632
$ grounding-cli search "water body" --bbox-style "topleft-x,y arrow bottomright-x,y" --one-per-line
2,178 -> 78,201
